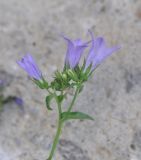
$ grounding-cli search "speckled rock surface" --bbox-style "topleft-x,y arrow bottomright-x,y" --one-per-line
0,0 -> 141,160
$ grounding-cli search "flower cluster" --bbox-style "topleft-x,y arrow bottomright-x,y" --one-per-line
17,31 -> 119,88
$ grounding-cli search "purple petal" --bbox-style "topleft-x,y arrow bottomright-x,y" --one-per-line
91,45 -> 120,70
62,35 -> 88,68
85,36 -> 104,68
85,31 -> 120,71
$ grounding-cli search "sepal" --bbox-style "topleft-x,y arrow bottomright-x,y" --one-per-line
67,69 -> 79,82
84,63 -> 92,77
34,78 -> 49,89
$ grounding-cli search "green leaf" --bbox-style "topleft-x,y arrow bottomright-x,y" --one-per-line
61,111 -> 94,122
45,95 -> 54,110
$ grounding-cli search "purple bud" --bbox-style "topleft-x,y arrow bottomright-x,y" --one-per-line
17,54 -> 42,80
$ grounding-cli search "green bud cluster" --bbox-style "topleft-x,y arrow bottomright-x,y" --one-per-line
50,62 -> 92,91
34,61 -> 93,92
33,62 -> 93,115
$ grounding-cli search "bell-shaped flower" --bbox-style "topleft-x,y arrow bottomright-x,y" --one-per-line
85,32 -> 120,71
63,36 -> 88,69
17,54 -> 42,80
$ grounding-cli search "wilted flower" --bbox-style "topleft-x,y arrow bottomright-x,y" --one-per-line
0,80 -> 4,87
14,97 -> 24,106
17,54 -> 42,80
63,35 -> 88,69
85,31 -> 120,71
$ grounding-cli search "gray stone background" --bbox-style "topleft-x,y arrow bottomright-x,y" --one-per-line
0,0 -> 141,160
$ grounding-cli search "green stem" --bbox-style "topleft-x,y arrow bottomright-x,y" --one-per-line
55,93 -> 62,116
47,85 -> 81,159
47,93 -> 63,160
47,119 -> 62,160
67,86 -> 80,112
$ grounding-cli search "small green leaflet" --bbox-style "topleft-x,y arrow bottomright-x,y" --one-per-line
45,95 -> 54,110
61,111 -> 94,122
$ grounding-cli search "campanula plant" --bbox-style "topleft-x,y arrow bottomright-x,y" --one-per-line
17,31 -> 120,160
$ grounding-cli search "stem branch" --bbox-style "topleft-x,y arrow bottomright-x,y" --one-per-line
47,85 -> 81,159
67,86 -> 80,112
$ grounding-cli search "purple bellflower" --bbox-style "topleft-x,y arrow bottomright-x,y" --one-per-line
17,54 -> 42,80
85,32 -> 120,71
63,36 -> 88,69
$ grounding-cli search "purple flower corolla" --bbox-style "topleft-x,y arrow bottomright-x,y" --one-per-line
85,32 -> 120,71
63,35 -> 88,68
17,54 -> 42,80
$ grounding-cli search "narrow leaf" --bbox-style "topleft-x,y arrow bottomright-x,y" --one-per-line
61,111 -> 94,121
45,95 -> 54,110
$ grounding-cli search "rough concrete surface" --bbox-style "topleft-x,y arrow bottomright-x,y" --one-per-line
0,0 -> 141,159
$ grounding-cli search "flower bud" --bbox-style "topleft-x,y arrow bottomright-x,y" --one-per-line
67,69 -> 78,82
